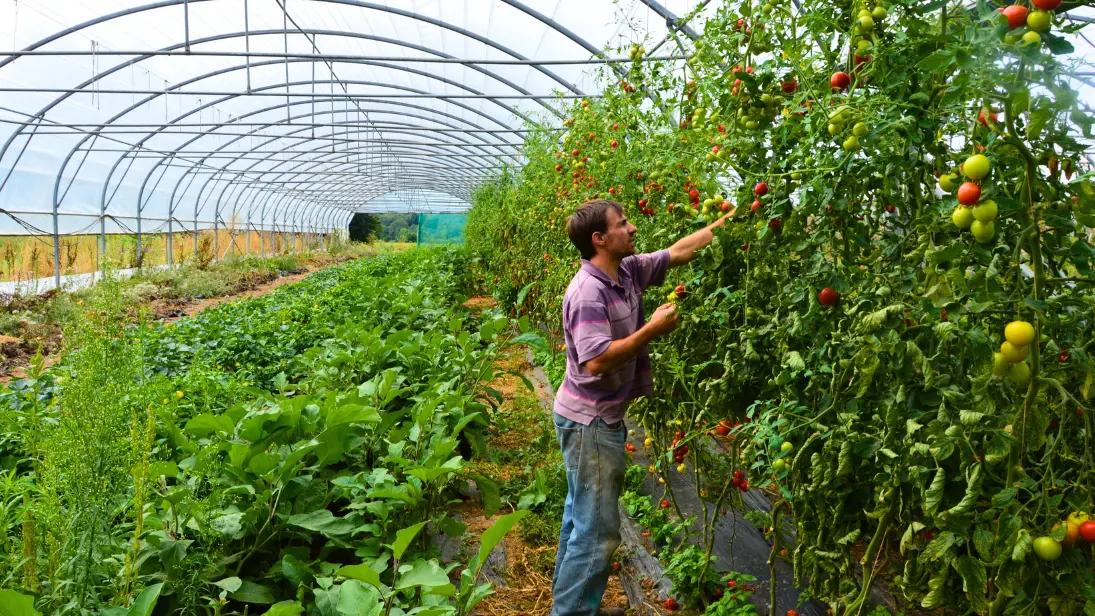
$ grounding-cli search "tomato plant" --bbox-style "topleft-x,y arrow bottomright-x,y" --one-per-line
467,0 -> 1095,613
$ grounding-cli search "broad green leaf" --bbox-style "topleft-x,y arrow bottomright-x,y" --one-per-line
183,413 -> 235,438
248,452 -> 281,476
213,577 -> 243,593
478,510 -> 529,565
266,602 -> 305,616
229,580 -> 277,604
0,591 -> 39,616
955,555 -> 987,611
392,521 -> 428,561
289,510 -> 356,537
327,404 -> 381,427
338,564 -> 382,588
337,580 -> 382,616
148,461 -> 178,479
394,559 -> 453,594
512,332 -> 548,352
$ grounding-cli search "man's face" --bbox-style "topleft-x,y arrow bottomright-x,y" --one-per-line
594,207 -> 637,259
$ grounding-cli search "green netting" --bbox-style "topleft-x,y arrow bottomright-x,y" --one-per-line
416,214 -> 467,245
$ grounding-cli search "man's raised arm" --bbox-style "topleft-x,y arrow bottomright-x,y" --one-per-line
667,209 -> 736,267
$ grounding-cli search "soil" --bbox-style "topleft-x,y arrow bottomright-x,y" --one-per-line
460,343 -> 633,616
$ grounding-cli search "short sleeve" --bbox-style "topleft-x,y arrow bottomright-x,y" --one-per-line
566,300 -> 614,365
622,249 -> 671,291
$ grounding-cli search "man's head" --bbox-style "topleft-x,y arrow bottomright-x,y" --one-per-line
566,200 -> 637,260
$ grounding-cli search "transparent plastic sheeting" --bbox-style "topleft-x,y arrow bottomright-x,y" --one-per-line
0,0 -> 710,242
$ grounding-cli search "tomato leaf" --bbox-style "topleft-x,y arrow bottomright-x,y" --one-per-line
925,467 -> 946,515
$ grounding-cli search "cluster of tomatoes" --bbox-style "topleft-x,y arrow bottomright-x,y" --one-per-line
946,153 -> 997,244
732,468 -> 749,493
991,320 -> 1036,387
1037,511 -> 1095,561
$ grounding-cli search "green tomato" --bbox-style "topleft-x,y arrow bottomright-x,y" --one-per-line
963,154 -> 991,181
952,206 -> 974,229
828,123 -> 843,136
858,9 -> 872,19
857,39 -> 873,54
939,173 -> 960,193
772,459 -> 788,473
972,200 -> 998,222
1027,10 -> 1052,33
858,15 -> 875,31
1032,537 -> 1062,561
843,135 -> 861,151
992,352 -> 1010,377
872,6 -> 888,20
746,120 -> 759,130
1022,31 -> 1042,46
970,219 -> 994,244
1009,361 -> 1031,387
852,122 -> 869,138
781,441 -> 794,453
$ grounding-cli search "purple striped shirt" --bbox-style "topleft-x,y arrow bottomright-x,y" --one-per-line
554,250 -> 670,425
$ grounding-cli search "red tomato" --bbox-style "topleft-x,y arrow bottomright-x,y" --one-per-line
781,79 -> 798,93
1033,0 -> 1061,8
660,499 -> 670,509
1080,521 -> 1095,543
665,598 -> 679,612
818,287 -> 839,306
1001,5 -> 1029,29
755,182 -> 769,196
830,71 -> 851,90
978,109 -> 998,126
957,182 -> 982,206
610,140 -> 618,149
752,199 -> 762,213
768,218 -> 782,230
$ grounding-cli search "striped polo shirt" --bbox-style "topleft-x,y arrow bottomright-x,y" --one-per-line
554,250 -> 670,425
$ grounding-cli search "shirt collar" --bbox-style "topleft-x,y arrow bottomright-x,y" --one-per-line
580,258 -> 628,291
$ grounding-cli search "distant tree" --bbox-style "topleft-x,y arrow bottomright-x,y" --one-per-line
377,213 -> 418,242
348,213 -> 382,242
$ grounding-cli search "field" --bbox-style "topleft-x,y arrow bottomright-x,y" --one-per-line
0,230 -> 338,283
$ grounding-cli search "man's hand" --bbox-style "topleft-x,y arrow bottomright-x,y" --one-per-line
647,302 -> 680,337
712,208 -> 738,227
668,210 -> 737,267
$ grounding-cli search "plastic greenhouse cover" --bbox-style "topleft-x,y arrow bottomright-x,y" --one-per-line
0,0 -> 1090,239
0,0 -> 712,237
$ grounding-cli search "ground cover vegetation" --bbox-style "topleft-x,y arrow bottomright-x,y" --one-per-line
466,0 -> 1095,614
0,240 -> 395,380
0,247 -> 545,614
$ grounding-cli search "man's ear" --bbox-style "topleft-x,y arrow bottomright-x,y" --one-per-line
590,231 -> 605,248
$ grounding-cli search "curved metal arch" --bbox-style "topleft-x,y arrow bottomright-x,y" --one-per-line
190,149 -> 483,243
78,66 -> 536,217
137,122 -> 508,216
128,98 -> 522,217
152,95 -> 530,227
172,139 -> 491,238
0,0 -> 589,183
156,96 -> 530,228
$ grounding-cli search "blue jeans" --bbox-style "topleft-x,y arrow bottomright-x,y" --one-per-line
551,413 -> 628,616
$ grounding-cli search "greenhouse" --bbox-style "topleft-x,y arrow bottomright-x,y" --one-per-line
0,0 -> 1094,614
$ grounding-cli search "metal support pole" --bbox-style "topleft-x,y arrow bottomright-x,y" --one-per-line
244,0 -> 251,93
183,0 -> 191,53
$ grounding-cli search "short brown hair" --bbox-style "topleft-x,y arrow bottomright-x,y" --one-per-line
566,200 -> 623,259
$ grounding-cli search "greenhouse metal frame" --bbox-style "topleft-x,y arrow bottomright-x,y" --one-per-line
0,0 -> 1091,289
0,0 -> 712,288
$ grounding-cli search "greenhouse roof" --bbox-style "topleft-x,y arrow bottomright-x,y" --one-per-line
0,0 -> 713,239
0,0 -> 1092,240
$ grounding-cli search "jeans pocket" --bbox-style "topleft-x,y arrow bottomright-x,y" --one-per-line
594,418 -> 627,447
555,418 -> 583,472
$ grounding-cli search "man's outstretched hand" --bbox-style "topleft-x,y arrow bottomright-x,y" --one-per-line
648,302 -> 680,337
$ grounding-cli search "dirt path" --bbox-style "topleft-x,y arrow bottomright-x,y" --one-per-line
455,296 -> 639,616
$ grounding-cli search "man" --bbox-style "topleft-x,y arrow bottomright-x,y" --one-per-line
551,199 -> 735,616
